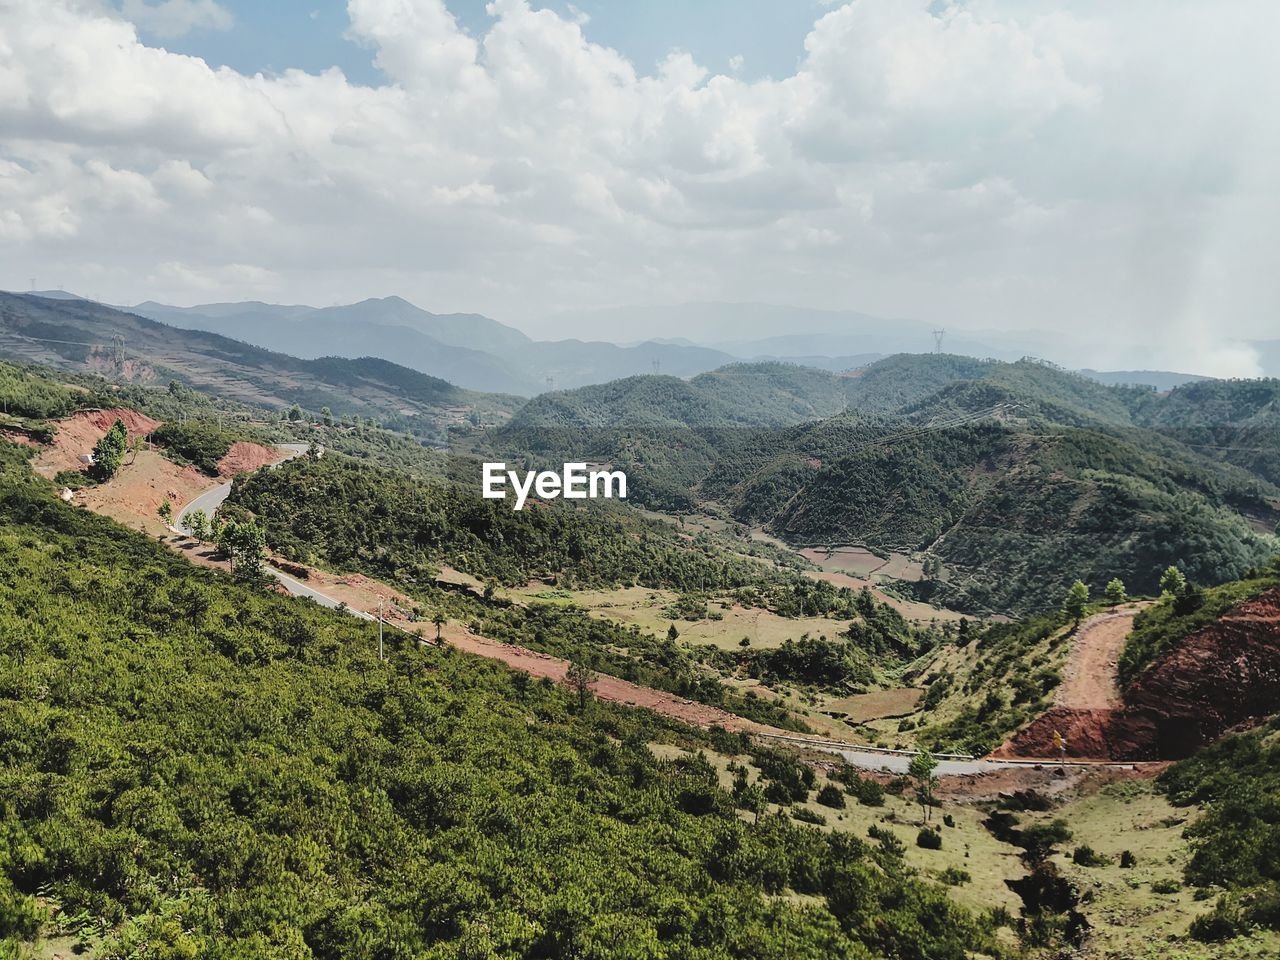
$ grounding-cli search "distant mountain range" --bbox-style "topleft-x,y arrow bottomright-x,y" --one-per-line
15,290 -> 1262,393
495,355 -> 1280,615
128,296 -> 737,395
0,293 -> 518,439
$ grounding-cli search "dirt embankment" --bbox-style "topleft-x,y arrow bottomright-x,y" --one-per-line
1002,593 -> 1280,761
217,441 -> 280,477
996,610 -> 1136,761
34,407 -> 162,477
80,451 -> 209,534
1113,588 -> 1280,759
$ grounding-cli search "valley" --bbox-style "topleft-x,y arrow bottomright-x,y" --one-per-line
2,329 -> 1279,959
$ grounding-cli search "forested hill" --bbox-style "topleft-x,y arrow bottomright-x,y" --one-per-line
0,292 -> 519,439
492,355 -> 1280,614
505,361 -> 851,431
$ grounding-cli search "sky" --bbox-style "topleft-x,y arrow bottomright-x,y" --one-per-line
0,0 -> 1277,374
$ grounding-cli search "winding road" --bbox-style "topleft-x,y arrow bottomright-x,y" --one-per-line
171,443 -> 372,617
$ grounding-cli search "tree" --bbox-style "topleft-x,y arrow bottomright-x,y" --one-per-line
185,508 -> 209,542
908,751 -> 939,823
91,418 -> 129,480
157,500 -> 173,526
565,661 -> 598,713
1104,578 -> 1127,605
1160,566 -> 1187,597
1062,580 -> 1089,624
287,404 -> 303,422
432,612 -> 446,642
229,519 -> 267,581
319,405 -> 333,426
212,516 -> 266,580
667,624 -> 680,643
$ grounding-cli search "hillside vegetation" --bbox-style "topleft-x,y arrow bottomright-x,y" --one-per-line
0,437 -> 996,958
1160,717 -> 1280,941
496,355 -> 1280,614
1118,558 -> 1280,686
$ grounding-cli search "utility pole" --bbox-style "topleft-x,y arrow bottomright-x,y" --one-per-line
545,375 -> 555,392
652,358 -> 661,375
932,329 -> 946,354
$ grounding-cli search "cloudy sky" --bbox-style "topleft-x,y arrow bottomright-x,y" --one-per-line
0,0 -> 1276,372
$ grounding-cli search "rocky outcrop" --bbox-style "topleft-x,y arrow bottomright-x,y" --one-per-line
1001,589 -> 1280,761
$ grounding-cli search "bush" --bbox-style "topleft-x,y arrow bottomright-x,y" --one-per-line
917,828 -> 943,850
940,867 -> 971,886
1190,897 -> 1247,943
1072,845 -> 1108,867
1151,878 -> 1181,894
816,784 -> 846,809
1119,850 -> 1136,869
868,824 -> 905,857
53,468 -> 94,490
153,420 -> 237,475
793,807 -> 827,826
840,772 -> 885,806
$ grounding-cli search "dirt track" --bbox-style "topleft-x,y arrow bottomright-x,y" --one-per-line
1055,609 -> 1138,710
997,607 -> 1141,760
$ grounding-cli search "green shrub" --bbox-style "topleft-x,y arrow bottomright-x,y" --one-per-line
1072,845 -> 1108,867
1190,897 -> 1247,943
917,828 -> 943,850
816,784 -> 846,809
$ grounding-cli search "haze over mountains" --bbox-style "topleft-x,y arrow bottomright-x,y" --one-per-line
115,294 -> 1269,393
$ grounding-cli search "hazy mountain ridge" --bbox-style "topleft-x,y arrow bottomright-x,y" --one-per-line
0,293 -> 519,438
130,296 -> 738,395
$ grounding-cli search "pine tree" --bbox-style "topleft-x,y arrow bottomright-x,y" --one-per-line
1160,566 -> 1187,597
91,418 -> 129,480
1063,580 -> 1089,624
908,751 -> 939,822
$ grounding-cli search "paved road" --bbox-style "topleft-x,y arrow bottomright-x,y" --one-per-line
169,443 -> 363,611
174,442 -> 308,535
756,732 -> 1137,775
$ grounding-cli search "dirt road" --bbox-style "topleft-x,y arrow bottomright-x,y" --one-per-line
1056,609 -> 1139,710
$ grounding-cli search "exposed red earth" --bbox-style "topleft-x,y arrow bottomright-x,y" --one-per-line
1003,593 -> 1280,761
34,407 -> 161,477
216,440 -> 280,476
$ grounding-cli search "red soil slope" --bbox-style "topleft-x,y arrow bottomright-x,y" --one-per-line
217,440 -> 279,477
1003,590 -> 1280,761
34,407 -> 161,477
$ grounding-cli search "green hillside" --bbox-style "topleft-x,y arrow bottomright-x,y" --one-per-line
493,355 -> 1280,614
0,437 -> 996,958
1127,378 -> 1280,487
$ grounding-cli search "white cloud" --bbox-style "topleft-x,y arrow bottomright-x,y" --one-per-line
120,0 -> 233,39
0,0 -> 1277,372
